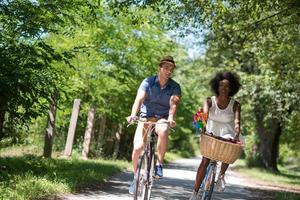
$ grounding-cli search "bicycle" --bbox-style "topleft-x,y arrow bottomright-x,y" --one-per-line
129,118 -> 170,200
197,132 -> 243,200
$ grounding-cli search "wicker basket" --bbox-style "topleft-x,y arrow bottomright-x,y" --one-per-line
200,134 -> 244,164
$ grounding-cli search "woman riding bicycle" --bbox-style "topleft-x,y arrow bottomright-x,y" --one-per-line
127,55 -> 181,194
190,71 -> 243,200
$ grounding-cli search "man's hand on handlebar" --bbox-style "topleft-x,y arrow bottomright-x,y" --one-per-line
126,116 -> 137,124
167,117 -> 176,128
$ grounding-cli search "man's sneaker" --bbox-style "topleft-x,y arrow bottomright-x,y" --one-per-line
216,174 -> 226,192
128,179 -> 136,194
154,164 -> 163,178
189,190 -> 201,200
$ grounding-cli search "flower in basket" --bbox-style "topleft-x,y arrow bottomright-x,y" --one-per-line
193,108 -> 208,134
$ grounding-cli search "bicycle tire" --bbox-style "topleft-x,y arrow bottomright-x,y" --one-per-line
205,164 -> 216,200
199,163 -> 216,200
144,138 -> 155,200
134,153 -> 147,200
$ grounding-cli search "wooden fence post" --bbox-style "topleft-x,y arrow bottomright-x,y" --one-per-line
82,106 -> 96,159
63,99 -> 81,157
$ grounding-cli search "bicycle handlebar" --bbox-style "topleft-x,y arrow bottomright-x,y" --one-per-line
203,132 -> 243,144
126,117 -> 175,132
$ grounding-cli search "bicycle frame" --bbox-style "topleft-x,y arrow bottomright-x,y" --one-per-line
199,160 -> 217,200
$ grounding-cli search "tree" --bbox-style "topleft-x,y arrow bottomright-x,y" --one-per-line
110,0 -> 300,170
45,3 -> 187,158
0,0 -> 90,140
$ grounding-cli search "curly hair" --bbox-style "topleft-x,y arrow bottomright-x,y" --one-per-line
209,72 -> 241,96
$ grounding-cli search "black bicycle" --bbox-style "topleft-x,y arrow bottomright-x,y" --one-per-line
130,119 -> 169,200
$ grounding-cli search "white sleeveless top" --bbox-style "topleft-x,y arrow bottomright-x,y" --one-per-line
206,96 -> 235,138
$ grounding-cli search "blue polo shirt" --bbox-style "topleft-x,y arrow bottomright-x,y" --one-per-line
138,75 -> 181,118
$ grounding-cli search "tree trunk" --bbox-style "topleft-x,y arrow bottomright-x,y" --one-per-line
43,97 -> 57,158
82,106 -> 96,159
255,109 -> 281,171
95,115 -> 106,155
113,123 -> 122,159
0,110 -> 5,140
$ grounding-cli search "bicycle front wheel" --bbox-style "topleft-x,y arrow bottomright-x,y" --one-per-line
205,165 -> 216,200
201,165 -> 216,200
144,141 -> 155,200
134,153 -> 147,200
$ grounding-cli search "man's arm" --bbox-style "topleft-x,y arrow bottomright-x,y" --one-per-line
127,89 -> 147,123
168,95 -> 180,127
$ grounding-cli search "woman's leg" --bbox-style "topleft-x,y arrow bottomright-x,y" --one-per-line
219,162 -> 229,176
194,157 -> 210,192
215,162 -> 229,192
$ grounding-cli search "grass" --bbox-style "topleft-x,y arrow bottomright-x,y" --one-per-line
0,146 -> 130,200
0,145 -> 183,200
232,159 -> 300,199
164,151 -> 183,163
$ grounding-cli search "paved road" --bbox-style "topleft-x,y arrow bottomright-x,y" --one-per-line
61,157 -> 293,200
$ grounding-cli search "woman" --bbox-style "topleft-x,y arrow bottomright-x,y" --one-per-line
189,71 -> 242,200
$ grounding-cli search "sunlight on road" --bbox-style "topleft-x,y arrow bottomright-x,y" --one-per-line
164,169 -> 196,180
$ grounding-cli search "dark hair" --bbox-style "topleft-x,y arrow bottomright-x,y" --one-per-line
159,55 -> 176,67
209,72 -> 241,96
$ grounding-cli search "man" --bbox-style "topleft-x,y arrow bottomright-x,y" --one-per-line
127,55 -> 181,194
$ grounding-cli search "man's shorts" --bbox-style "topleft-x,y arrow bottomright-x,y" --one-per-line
133,117 -> 169,149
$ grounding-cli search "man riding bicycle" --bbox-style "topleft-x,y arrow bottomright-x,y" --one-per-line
127,55 -> 181,194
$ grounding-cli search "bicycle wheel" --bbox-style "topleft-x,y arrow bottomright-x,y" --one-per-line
144,139 -> 155,200
200,163 -> 216,200
205,164 -> 216,200
134,153 -> 147,200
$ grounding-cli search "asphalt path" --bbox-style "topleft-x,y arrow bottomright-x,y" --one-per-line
61,157 -> 298,200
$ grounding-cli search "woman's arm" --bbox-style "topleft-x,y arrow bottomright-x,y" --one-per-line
233,101 -> 241,139
203,97 -> 212,114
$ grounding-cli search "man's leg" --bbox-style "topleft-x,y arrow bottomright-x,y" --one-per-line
129,121 -> 145,194
132,121 -> 145,173
154,119 -> 169,177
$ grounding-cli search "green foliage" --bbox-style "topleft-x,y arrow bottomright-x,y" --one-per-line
0,0 -> 93,138
244,134 -> 260,167
169,0 -> 300,168
44,3 -> 186,156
